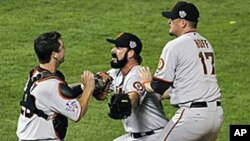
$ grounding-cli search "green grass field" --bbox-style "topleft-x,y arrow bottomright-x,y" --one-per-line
0,0 -> 249,140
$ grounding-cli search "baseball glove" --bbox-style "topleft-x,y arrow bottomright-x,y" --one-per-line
108,94 -> 132,120
93,72 -> 112,100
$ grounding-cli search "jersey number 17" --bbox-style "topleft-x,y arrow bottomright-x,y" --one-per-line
199,52 -> 215,75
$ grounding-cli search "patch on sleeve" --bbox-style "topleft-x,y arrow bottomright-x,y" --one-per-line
65,100 -> 78,112
133,82 -> 144,92
157,58 -> 164,71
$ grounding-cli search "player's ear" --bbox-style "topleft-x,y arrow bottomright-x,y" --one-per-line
181,19 -> 188,28
127,49 -> 135,59
52,51 -> 58,60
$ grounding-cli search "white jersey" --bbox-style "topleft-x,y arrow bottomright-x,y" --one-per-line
17,69 -> 81,140
154,32 -> 221,106
108,65 -> 168,133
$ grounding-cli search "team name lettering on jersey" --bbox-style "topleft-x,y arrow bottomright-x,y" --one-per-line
193,39 -> 209,48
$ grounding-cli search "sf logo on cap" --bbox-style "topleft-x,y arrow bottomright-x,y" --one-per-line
179,11 -> 187,18
129,41 -> 137,48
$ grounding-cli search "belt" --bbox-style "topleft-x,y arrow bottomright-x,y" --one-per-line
190,101 -> 221,108
132,130 -> 154,138
131,127 -> 163,138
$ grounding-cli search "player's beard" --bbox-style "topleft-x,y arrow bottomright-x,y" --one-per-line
169,32 -> 174,36
110,51 -> 128,69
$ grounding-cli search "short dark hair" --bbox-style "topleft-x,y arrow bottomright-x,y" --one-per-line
187,21 -> 198,28
34,31 -> 61,64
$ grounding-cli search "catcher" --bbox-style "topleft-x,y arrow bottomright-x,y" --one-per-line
16,31 -> 95,140
93,32 -> 168,141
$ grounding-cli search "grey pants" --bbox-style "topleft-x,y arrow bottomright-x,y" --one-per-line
158,101 -> 224,141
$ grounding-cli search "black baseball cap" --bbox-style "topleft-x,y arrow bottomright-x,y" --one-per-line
162,1 -> 199,22
106,32 -> 142,55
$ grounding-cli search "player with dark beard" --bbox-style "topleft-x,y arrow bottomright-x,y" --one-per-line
99,32 -> 168,141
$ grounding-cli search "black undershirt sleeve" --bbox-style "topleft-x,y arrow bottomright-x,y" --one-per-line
71,85 -> 83,96
150,79 -> 172,95
60,84 -> 82,98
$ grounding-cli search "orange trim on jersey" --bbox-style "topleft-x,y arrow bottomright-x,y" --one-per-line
164,109 -> 185,141
58,83 -> 73,100
153,76 -> 172,83
35,76 -> 71,100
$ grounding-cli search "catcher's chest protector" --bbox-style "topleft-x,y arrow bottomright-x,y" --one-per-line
20,68 -> 68,140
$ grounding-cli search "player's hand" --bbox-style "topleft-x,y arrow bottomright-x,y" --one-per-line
138,67 -> 152,85
81,70 -> 95,89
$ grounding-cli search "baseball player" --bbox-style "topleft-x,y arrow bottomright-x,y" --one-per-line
139,1 -> 224,141
97,32 -> 168,141
16,31 -> 95,141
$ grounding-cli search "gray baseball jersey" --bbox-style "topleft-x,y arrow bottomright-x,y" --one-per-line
108,65 -> 168,140
17,70 -> 81,140
155,32 -> 221,106
155,32 -> 223,141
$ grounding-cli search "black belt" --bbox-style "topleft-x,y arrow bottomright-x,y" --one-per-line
132,130 -> 155,138
131,127 -> 163,138
190,101 -> 221,108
